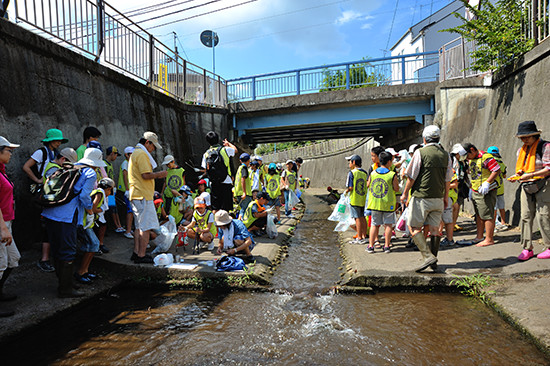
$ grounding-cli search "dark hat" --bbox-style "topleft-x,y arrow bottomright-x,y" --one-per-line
345,154 -> 362,164
240,153 -> 250,161
87,140 -> 102,151
516,121 -> 541,137
106,146 -> 121,156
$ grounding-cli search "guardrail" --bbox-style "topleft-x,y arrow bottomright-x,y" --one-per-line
227,52 -> 439,102
527,0 -> 550,45
438,37 -> 486,81
13,0 -> 227,107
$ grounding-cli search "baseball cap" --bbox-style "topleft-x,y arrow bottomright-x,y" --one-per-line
124,146 -> 134,155
143,131 -> 162,149
106,146 -> 121,156
0,136 -> 19,148
197,179 -> 207,185
385,148 -> 398,156
87,140 -> 102,151
179,185 -> 192,195
408,144 -> 418,154
240,153 -> 250,161
422,125 -> 441,139
162,155 -> 175,166
268,163 -> 277,170
345,154 -> 362,164
487,146 -> 500,155
286,159 -> 295,165
450,143 -> 467,156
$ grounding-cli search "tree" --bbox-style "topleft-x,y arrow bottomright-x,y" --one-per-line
444,0 -> 535,72
319,59 -> 389,92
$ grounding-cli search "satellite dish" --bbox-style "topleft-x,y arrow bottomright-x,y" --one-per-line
200,30 -> 219,48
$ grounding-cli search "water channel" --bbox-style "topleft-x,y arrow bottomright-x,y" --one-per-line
38,195 -> 549,364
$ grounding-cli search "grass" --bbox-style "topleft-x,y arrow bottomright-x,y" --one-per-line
450,274 -> 495,303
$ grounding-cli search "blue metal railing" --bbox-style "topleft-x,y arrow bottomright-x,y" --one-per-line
227,51 -> 439,102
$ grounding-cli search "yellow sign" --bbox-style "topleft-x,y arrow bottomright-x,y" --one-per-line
158,63 -> 168,94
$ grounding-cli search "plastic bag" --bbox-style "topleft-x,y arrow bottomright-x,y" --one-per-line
151,215 -> 178,254
396,206 -> 408,232
266,214 -> 278,239
328,195 -> 351,222
295,189 -> 303,199
287,189 -> 300,209
154,253 -> 174,267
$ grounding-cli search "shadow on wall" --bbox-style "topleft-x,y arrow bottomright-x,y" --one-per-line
494,69 -> 526,120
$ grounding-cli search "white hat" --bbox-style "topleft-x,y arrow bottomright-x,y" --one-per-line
124,146 -> 134,154
0,136 -> 19,148
214,210 -> 233,226
422,125 -> 441,139
162,155 -> 175,166
385,148 -> 398,156
78,148 -> 106,168
408,144 -> 418,153
286,160 -> 295,165
143,131 -> 162,149
450,143 -> 467,156
60,147 -> 78,163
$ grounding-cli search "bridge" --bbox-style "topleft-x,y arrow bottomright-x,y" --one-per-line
226,52 -> 440,145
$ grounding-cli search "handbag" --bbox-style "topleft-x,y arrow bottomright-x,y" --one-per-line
522,179 -> 546,195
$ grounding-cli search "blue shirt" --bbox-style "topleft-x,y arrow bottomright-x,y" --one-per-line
218,219 -> 255,246
42,166 -> 97,224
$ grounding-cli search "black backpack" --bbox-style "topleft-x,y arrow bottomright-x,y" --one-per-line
205,146 -> 229,183
37,164 -> 82,207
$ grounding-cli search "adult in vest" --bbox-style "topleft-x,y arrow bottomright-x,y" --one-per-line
487,146 -> 509,229
510,121 -> 550,260
281,160 -> 298,218
463,143 -> 501,247
235,153 -> 253,219
117,146 -> 134,239
22,128 -> 69,274
161,154 -> 186,209
201,131 -> 238,212
401,125 -> 452,272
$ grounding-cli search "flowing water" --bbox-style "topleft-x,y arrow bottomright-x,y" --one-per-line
39,195 -> 549,365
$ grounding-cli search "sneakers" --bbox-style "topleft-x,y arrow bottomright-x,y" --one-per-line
84,272 -> 98,280
287,214 -> 296,219
115,227 -> 125,233
537,248 -> 550,259
123,232 -> 134,239
348,238 -> 362,244
208,242 -> 215,251
440,238 -> 455,247
384,246 -> 391,253
518,249 -> 534,261
358,238 -> 369,245
134,255 -> 154,264
130,252 -> 138,262
74,273 -> 92,284
366,246 -> 375,253
99,245 -> 110,253
37,260 -> 55,272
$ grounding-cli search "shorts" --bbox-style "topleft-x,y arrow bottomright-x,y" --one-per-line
442,206 -> 453,224
472,190 -> 497,220
78,227 -> 100,253
267,197 -> 281,207
406,196 -> 443,228
131,199 -> 160,232
495,195 -> 505,210
371,210 -> 395,226
0,221 -> 21,274
350,205 -> 365,219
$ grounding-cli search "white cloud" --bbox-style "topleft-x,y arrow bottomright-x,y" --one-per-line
360,23 -> 373,30
336,10 -> 362,25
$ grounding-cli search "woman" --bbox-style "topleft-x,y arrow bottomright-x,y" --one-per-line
0,136 -> 21,317
511,121 -> 550,260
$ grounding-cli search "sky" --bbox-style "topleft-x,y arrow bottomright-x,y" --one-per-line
116,0 -> 457,80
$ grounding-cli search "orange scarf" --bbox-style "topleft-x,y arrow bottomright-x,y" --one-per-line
516,138 -> 539,174
255,200 -> 266,212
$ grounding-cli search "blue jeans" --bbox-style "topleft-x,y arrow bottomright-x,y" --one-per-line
46,212 -> 78,262
239,195 -> 252,219
283,190 -> 291,215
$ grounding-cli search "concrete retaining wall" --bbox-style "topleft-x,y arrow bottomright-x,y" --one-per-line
0,19 -> 229,247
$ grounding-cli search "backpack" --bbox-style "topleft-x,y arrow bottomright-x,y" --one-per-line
215,255 -> 246,272
37,164 -> 82,207
205,146 -> 229,183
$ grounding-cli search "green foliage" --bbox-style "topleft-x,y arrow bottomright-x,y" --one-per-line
320,59 -> 389,92
450,274 -> 495,303
255,140 -> 322,155
444,0 -> 535,72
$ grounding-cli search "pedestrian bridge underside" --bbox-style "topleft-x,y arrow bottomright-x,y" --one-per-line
229,82 -> 438,145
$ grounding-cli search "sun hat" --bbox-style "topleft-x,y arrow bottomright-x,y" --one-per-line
197,179 -> 207,185
124,146 -> 134,154
345,154 -> 362,164
256,156 -> 263,161
0,136 -> 19,148
250,160 -> 259,166
408,144 -> 418,153
99,177 -> 115,188
143,131 -> 162,149
450,143 -> 467,156
385,148 -> 398,156
194,197 -> 206,208
78,148 -> 106,168
240,153 -> 250,161
60,147 -> 78,163
87,140 -> 102,151
422,125 -> 440,139
516,120 -> 541,137
42,129 -> 68,143
214,210 -> 233,226
162,155 -> 175,166
487,146 -> 500,155
106,146 -> 121,156
179,185 -> 192,195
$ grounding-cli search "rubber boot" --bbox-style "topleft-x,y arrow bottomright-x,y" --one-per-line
0,268 -> 16,301
54,258 -> 79,289
58,261 -> 84,298
429,236 -> 441,270
412,233 -> 437,272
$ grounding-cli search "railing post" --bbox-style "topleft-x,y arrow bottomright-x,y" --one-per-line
203,69 -> 207,103
95,0 -> 105,62
252,77 -> 256,100
533,0 -> 539,45
296,71 -> 300,95
346,64 -> 350,89
183,60 -> 187,100
149,35 -> 155,85
461,37 -> 466,78
401,56 -> 406,84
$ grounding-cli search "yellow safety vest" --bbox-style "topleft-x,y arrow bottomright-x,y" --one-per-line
265,173 -> 281,199
235,164 -> 252,197
118,161 -> 128,192
367,170 -> 396,212
349,168 -> 368,207
470,152 -> 497,192
242,200 -> 265,228
494,157 -> 506,196
164,167 -> 185,198
193,210 -> 217,236
42,162 -> 61,184
83,189 -> 105,227
285,169 -> 297,191
449,172 -> 458,204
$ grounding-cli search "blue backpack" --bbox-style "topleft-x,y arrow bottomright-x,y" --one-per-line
215,256 -> 246,272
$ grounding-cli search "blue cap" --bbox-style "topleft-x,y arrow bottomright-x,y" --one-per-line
240,153 -> 250,161
179,185 -> 192,195
487,146 -> 499,154
268,163 -> 277,170
88,141 -> 102,151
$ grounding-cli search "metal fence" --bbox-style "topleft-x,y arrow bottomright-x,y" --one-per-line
260,138 -> 371,163
227,52 -> 439,102
438,37 -> 486,81
527,0 -> 550,45
13,0 -> 227,107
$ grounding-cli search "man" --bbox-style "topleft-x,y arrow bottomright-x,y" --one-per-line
201,131 -> 238,212
76,126 -> 101,160
401,125 -> 452,272
128,132 -> 167,264
117,146 -> 134,239
462,142 -> 501,247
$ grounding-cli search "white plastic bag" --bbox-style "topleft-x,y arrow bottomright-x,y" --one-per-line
287,189 -> 300,209
151,215 -> 178,254
328,194 -> 351,222
266,214 -> 278,239
154,253 -> 174,267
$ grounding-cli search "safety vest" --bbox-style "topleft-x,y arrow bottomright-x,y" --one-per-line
265,173 -> 281,199
42,162 -> 61,184
242,199 -> 266,228
168,197 -> 184,224
449,172 -> 458,204
164,167 -> 185,198
285,169 -> 297,191
203,145 -> 232,178
104,160 -> 114,181
493,156 -> 506,196
235,164 -> 252,197
118,161 -> 128,192
367,170 -> 396,212
83,188 -> 105,227
349,168 -> 368,207
470,152 -> 497,192
193,210 -> 217,236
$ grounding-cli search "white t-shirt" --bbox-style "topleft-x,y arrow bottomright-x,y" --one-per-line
199,191 -> 211,207
120,159 -> 129,172
31,147 -> 55,177
201,146 -> 235,184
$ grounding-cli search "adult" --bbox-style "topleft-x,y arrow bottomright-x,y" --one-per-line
42,148 -> 102,297
117,146 -> 134,239
463,142 -> 501,247
76,126 -> 101,160
22,128 -> 68,273
215,210 -> 255,259
202,131 -> 237,212
401,125 -> 452,272
128,132 -> 167,264
104,146 -> 124,233
0,136 -> 20,317
511,121 -> 550,260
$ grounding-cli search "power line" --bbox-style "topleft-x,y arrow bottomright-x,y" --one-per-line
122,0 -> 183,16
127,0 -> 198,18
384,0 -> 399,57
136,0 -> 223,24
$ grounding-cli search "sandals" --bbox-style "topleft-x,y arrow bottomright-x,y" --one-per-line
374,240 -> 382,249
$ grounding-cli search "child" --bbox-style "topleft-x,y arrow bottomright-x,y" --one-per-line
117,146 -> 134,239
183,197 -> 216,250
161,154 -> 186,210
281,160 -> 298,218
366,151 -> 400,253
94,178 -> 116,254
242,191 -> 269,234
441,171 -> 459,247
250,160 -> 261,199
197,179 -> 211,208
215,210 -> 255,260
345,154 -> 369,244
487,146 -> 508,229
235,153 -> 252,219
265,163 -> 282,223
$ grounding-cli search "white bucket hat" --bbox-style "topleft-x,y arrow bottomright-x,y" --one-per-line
214,210 -> 233,226
78,148 -> 106,168
162,155 -> 175,166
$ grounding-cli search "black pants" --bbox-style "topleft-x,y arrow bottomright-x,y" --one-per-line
211,183 -> 233,211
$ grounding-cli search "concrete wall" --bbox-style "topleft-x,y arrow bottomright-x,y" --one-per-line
0,19 -> 229,247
